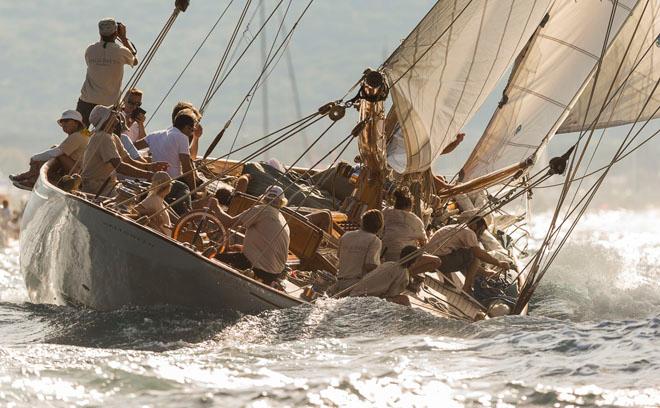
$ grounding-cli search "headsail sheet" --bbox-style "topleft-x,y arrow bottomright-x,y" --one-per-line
558,0 -> 660,133
382,0 -> 553,174
460,0 -> 638,181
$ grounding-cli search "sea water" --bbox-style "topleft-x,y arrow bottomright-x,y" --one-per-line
0,210 -> 658,407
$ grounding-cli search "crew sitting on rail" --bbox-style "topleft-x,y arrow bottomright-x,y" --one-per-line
132,171 -> 173,235
328,209 -> 383,296
77,18 -> 138,127
134,104 -> 202,214
211,185 -> 291,287
381,189 -> 427,262
80,105 -> 167,197
347,245 -> 436,306
10,110 -> 89,187
427,216 -> 511,294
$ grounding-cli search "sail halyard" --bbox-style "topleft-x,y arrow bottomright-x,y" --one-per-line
460,0 -> 641,182
381,0 -> 554,174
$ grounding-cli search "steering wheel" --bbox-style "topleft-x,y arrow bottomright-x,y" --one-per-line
172,210 -> 228,256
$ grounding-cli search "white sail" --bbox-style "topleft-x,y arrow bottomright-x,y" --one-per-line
558,0 -> 660,134
461,0 -> 639,181
382,0 -> 553,174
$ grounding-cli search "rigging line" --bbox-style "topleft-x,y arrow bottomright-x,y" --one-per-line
207,0 -> 314,159
387,0 -> 476,88
535,124 -> 660,189
119,10 -> 179,102
234,131 -> 355,269
225,0 -> 296,160
142,113 -> 327,219
204,0 -> 314,110
122,10 -> 182,98
517,1 -> 631,295
201,0 -> 254,113
147,0 -> 236,126
563,0 -> 648,214
116,111 -> 322,207
517,78 -> 660,309
204,0 -> 286,109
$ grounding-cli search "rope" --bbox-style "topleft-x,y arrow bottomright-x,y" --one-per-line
147,0 -> 236,126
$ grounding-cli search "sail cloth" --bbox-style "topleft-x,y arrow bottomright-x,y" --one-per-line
460,0 -> 639,181
382,0 -> 554,174
558,0 -> 660,133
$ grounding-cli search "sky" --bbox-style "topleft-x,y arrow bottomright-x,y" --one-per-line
0,0 -> 658,207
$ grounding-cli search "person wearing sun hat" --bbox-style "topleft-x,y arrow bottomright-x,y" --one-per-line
80,105 -> 168,197
210,185 -> 291,286
76,17 -> 138,126
10,109 -> 89,187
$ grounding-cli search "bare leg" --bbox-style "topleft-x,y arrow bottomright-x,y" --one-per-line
463,258 -> 481,294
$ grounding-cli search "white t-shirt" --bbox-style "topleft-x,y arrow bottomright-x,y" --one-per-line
427,225 -> 480,256
381,208 -> 427,262
349,261 -> 409,298
337,229 -> 382,282
80,41 -> 136,106
237,204 -> 290,275
145,127 -> 190,178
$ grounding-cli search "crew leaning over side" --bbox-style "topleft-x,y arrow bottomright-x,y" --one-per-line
80,105 -> 167,197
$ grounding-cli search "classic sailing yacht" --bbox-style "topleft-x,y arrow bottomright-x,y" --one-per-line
18,0 -> 660,320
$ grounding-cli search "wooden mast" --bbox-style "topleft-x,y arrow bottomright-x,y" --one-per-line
346,70 -> 388,222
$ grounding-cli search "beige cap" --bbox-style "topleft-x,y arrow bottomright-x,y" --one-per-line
89,105 -> 112,130
98,18 -> 117,36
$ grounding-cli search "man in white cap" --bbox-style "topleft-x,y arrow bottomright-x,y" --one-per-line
80,105 -> 166,196
76,18 -> 138,126
10,109 -> 89,187
211,185 -> 291,286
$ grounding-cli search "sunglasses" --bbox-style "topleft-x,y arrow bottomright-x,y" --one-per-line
126,100 -> 142,106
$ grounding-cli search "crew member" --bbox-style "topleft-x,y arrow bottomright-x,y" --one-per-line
80,105 -> 166,196
427,216 -> 511,294
212,185 -> 291,286
381,189 -> 427,261
330,209 -> 383,296
77,18 -> 138,126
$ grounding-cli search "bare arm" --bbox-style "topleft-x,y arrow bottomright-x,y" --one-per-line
110,158 -> 153,180
473,246 -> 509,269
180,153 -> 196,189
56,154 -> 76,173
189,123 -> 203,160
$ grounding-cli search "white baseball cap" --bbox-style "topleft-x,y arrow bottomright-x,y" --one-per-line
57,110 -> 84,126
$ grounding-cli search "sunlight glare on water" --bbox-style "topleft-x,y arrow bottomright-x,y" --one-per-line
0,209 -> 658,407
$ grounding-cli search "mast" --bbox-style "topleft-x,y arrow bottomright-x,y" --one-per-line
345,70 -> 388,222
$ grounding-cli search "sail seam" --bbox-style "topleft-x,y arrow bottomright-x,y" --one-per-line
537,34 -> 600,60
511,85 -> 568,108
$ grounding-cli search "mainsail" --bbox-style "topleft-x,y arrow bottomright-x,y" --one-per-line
557,0 -> 660,133
382,0 -> 553,174
460,0 -> 639,181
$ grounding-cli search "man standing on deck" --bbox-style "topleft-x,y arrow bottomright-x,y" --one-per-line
77,18 -> 138,126
427,216 -> 511,294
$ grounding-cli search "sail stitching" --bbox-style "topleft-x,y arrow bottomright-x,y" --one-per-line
536,34 -> 600,60
510,85 -> 568,108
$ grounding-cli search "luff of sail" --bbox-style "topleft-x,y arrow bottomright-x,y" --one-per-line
382,0 -> 553,174
557,0 -> 660,134
460,0 -> 639,181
